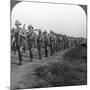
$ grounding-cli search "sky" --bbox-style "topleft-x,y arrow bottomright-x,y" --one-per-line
11,2 -> 87,38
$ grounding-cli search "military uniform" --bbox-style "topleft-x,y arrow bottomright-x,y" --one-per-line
11,28 -> 16,54
37,35 -> 42,59
55,35 -> 58,52
27,26 -> 34,61
20,28 -> 27,46
57,35 -> 63,51
15,27 -> 23,65
49,33 -> 55,56
43,31 -> 50,57
14,20 -> 27,65
37,30 -> 43,59
63,36 -> 68,50
53,34 -> 57,53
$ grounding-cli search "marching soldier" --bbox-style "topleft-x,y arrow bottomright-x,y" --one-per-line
14,20 -> 23,65
26,25 -> 35,61
57,34 -> 63,51
11,27 -> 16,54
62,35 -> 69,50
43,30 -> 49,57
37,29 -> 43,59
20,24 -> 27,53
53,32 -> 58,53
54,33 -> 58,52
49,30 -> 56,56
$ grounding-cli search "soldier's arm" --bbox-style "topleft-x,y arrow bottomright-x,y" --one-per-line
35,36 -> 37,47
33,29 -> 38,31
19,28 -> 26,37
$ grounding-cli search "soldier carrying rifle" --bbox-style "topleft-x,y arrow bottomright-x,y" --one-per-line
14,20 -> 26,65
26,25 -> 37,61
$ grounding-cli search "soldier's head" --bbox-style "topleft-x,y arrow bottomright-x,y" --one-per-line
38,29 -> 42,34
43,30 -> 47,35
28,25 -> 34,30
15,20 -> 21,28
50,30 -> 54,34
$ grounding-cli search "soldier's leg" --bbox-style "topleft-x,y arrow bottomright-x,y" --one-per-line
29,46 -> 33,61
50,42 -> 53,56
55,44 -> 58,53
59,42 -> 61,51
55,43 -> 57,52
63,42 -> 65,50
45,45 -> 48,57
28,41 -> 33,61
12,39 -> 16,54
53,42 -> 55,54
22,43 -> 26,53
13,41 -> 16,54
42,47 -> 45,56
17,46 -> 22,65
38,45 -> 42,59
22,39 -> 26,53
62,42 -> 64,50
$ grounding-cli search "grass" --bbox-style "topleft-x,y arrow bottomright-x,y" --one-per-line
32,44 -> 87,87
33,61 -> 87,88
11,44 -> 87,89
63,45 -> 87,62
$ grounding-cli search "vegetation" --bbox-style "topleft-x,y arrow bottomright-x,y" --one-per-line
11,44 -> 87,89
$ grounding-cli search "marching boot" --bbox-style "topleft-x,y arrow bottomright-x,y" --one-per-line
38,50 -> 42,59
17,49 -> 22,65
18,62 -> 22,65
29,53 -> 33,62
45,48 -> 48,57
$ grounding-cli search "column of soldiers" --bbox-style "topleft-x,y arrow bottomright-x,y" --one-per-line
11,20 -> 84,65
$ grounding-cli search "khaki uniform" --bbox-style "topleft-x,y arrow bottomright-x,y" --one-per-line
27,29 -> 35,61
43,34 -> 49,57
37,34 -> 43,59
49,34 -> 55,56
11,28 -> 16,53
14,27 -> 23,65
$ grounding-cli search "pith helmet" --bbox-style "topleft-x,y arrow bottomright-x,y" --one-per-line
38,29 -> 42,33
28,25 -> 33,29
15,20 -> 21,26
43,30 -> 47,34
50,30 -> 53,34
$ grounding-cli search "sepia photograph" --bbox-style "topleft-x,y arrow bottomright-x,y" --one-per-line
11,0 -> 87,90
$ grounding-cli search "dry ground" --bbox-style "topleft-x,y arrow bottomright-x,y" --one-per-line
11,45 -> 87,90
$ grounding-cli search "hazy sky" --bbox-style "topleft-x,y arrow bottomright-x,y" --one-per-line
11,2 -> 86,38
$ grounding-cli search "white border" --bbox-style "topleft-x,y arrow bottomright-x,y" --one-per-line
0,0 -> 89,90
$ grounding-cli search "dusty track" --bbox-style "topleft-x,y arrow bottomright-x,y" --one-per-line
11,49 -> 68,89
11,46 -> 87,90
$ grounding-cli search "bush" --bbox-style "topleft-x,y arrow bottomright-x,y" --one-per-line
63,45 -> 87,62
12,44 -> 87,89
34,61 -> 86,87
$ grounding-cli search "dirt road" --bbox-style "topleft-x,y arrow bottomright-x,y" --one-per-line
11,49 -> 68,89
